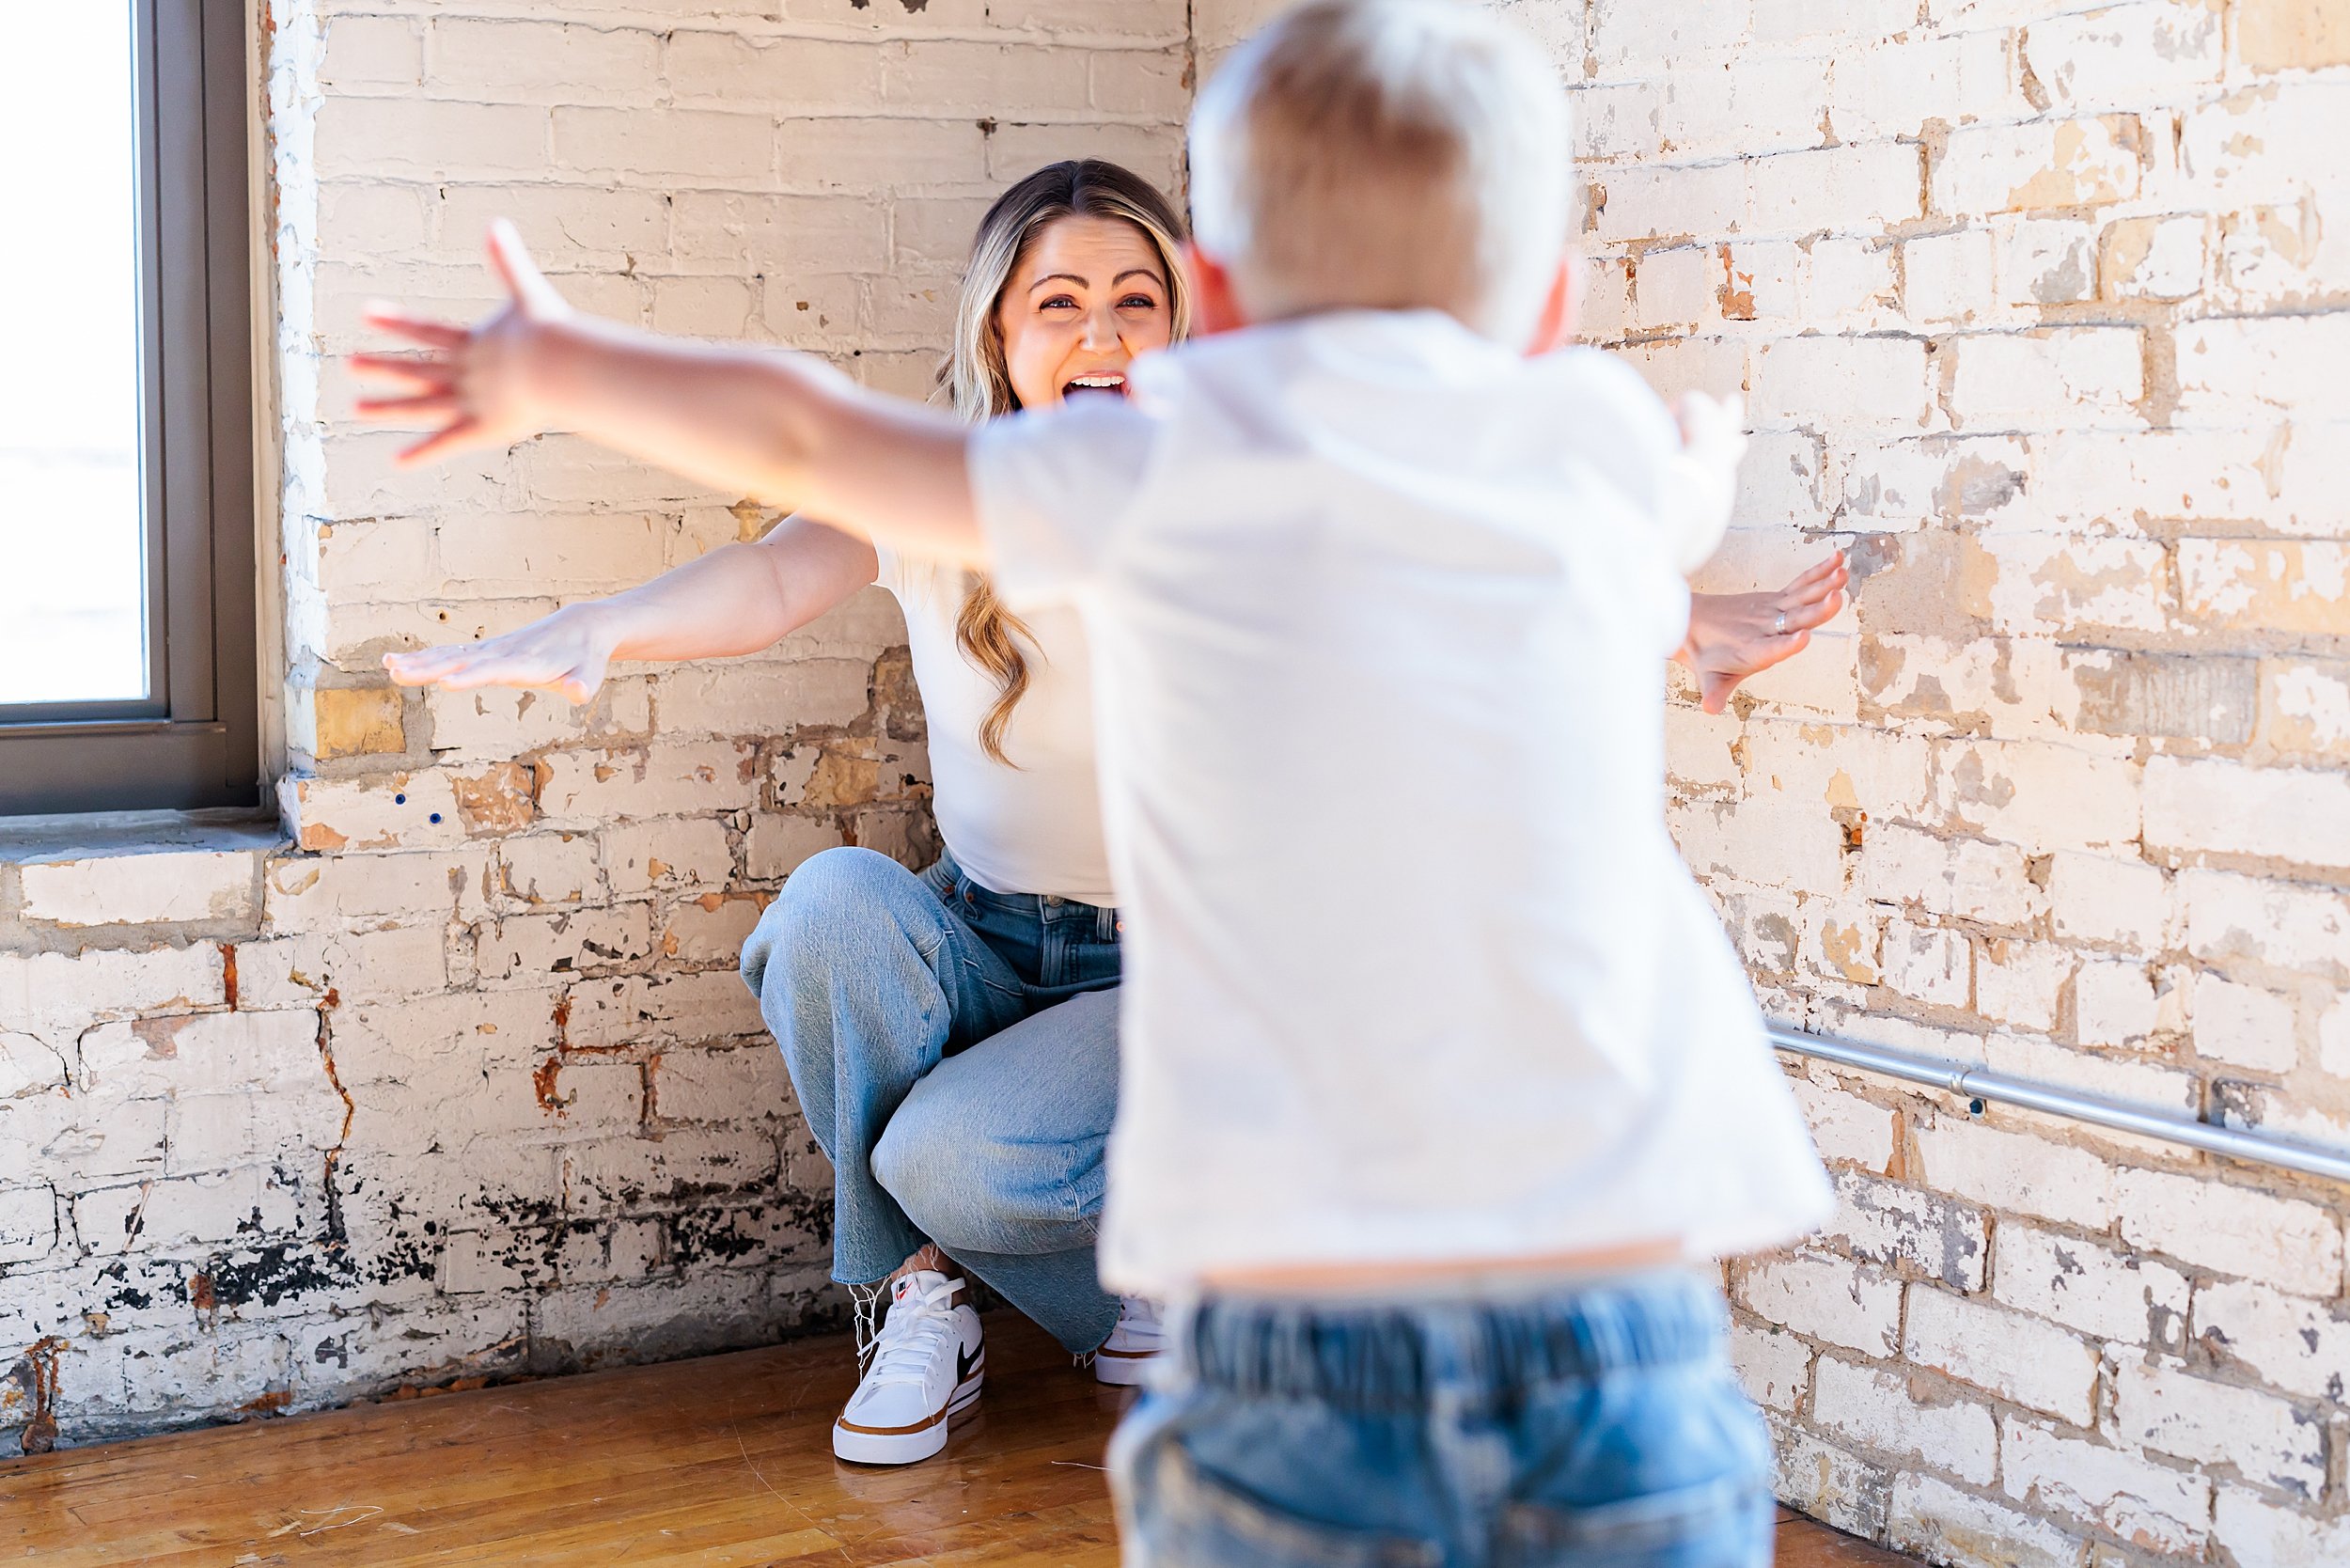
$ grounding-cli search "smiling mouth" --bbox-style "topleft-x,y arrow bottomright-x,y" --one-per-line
1063,373 -> 1128,399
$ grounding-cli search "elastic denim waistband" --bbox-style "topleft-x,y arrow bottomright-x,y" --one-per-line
1179,1269 -> 1727,1410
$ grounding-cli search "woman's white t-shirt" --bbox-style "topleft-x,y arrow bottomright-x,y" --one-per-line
876,547 -> 1118,908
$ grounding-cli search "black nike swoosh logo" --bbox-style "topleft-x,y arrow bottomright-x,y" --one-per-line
956,1343 -> 980,1384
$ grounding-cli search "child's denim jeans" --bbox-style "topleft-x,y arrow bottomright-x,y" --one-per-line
739,845 -> 1124,1355
1109,1271 -> 1772,1568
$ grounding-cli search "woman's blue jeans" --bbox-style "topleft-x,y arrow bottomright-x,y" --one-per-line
739,846 -> 1123,1355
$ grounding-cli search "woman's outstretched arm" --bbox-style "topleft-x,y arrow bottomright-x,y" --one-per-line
352,221 -> 988,567
382,517 -> 879,703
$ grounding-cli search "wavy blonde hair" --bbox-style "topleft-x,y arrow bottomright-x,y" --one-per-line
941,161 -> 1192,765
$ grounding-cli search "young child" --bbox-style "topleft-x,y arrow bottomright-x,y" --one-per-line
356,0 -> 1832,1559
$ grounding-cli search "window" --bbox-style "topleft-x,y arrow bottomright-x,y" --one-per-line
0,0 -> 258,816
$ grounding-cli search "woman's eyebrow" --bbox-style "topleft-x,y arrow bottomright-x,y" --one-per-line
1026,267 -> 1166,294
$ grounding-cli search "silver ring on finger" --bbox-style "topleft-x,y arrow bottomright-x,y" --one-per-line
1774,611 -> 1788,635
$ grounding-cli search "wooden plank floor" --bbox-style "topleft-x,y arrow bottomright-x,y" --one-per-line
0,1312 -> 1912,1566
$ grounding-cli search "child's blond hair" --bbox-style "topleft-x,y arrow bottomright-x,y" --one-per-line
1188,0 -> 1573,346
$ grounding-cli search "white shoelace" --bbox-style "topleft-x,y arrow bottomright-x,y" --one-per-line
850,1281 -> 887,1371
864,1276 -> 963,1390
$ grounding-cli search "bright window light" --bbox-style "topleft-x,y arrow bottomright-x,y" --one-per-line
0,3 -> 149,706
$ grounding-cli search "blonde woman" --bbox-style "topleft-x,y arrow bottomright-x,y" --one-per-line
375,160 -> 1846,1468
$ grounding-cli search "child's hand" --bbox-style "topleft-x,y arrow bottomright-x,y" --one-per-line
1672,391 -> 1747,478
352,220 -> 574,465
384,603 -> 619,705
1675,552 -> 1850,714
1655,392 -> 1749,572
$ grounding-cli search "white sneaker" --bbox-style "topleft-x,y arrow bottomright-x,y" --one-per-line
833,1271 -> 984,1465
1093,1295 -> 1164,1387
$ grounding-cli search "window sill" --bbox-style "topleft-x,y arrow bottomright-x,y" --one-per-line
0,809 -> 285,935
0,808 -> 283,864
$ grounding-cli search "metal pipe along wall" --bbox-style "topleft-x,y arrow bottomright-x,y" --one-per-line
1766,1025 -> 2350,1188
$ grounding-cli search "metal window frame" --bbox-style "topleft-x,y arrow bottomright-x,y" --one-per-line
0,0 -> 258,816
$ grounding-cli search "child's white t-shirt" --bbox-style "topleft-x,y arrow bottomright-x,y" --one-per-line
969,309 -> 1835,1295
874,550 -> 1117,907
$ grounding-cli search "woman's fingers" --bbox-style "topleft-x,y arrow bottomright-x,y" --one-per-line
383,642 -> 468,673
431,660 -> 542,692
360,308 -> 471,350
384,646 -> 478,686
442,658 -> 592,697
1767,554 -> 1850,633
387,650 -> 518,693
1775,586 -> 1845,635
388,639 -> 588,696
1783,554 -> 1846,594
384,658 -> 453,689
1776,554 -> 1849,604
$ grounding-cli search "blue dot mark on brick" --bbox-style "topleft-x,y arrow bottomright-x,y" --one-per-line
429,812 -> 443,824
393,792 -> 407,805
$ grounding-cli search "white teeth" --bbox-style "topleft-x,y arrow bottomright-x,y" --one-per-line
1069,375 -> 1124,387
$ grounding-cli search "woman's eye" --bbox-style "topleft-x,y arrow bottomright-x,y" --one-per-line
1120,294 -> 1160,310
1040,295 -> 1079,311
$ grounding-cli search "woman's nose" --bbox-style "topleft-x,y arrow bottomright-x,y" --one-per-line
1081,306 -> 1120,350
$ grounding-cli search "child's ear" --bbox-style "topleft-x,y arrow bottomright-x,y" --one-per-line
1183,243 -> 1249,337
1524,251 -> 1581,357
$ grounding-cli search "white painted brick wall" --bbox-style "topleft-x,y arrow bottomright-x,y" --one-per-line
1508,0 -> 2350,1556
10,4 -> 2349,1557
0,0 -> 1183,1447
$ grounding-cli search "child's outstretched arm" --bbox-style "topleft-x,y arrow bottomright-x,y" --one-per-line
1656,391 -> 1747,572
352,222 -> 987,568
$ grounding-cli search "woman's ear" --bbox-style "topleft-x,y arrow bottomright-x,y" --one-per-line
1183,243 -> 1249,337
1524,250 -> 1581,357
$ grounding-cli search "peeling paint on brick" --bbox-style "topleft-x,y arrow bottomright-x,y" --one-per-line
1598,10 -> 2350,1529
0,0 -> 1073,1443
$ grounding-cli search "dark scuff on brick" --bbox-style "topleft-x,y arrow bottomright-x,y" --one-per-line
197,1244 -> 355,1311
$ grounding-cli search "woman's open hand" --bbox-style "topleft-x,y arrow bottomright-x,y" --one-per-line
384,603 -> 619,706
1677,552 -> 1849,714
352,220 -> 574,465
